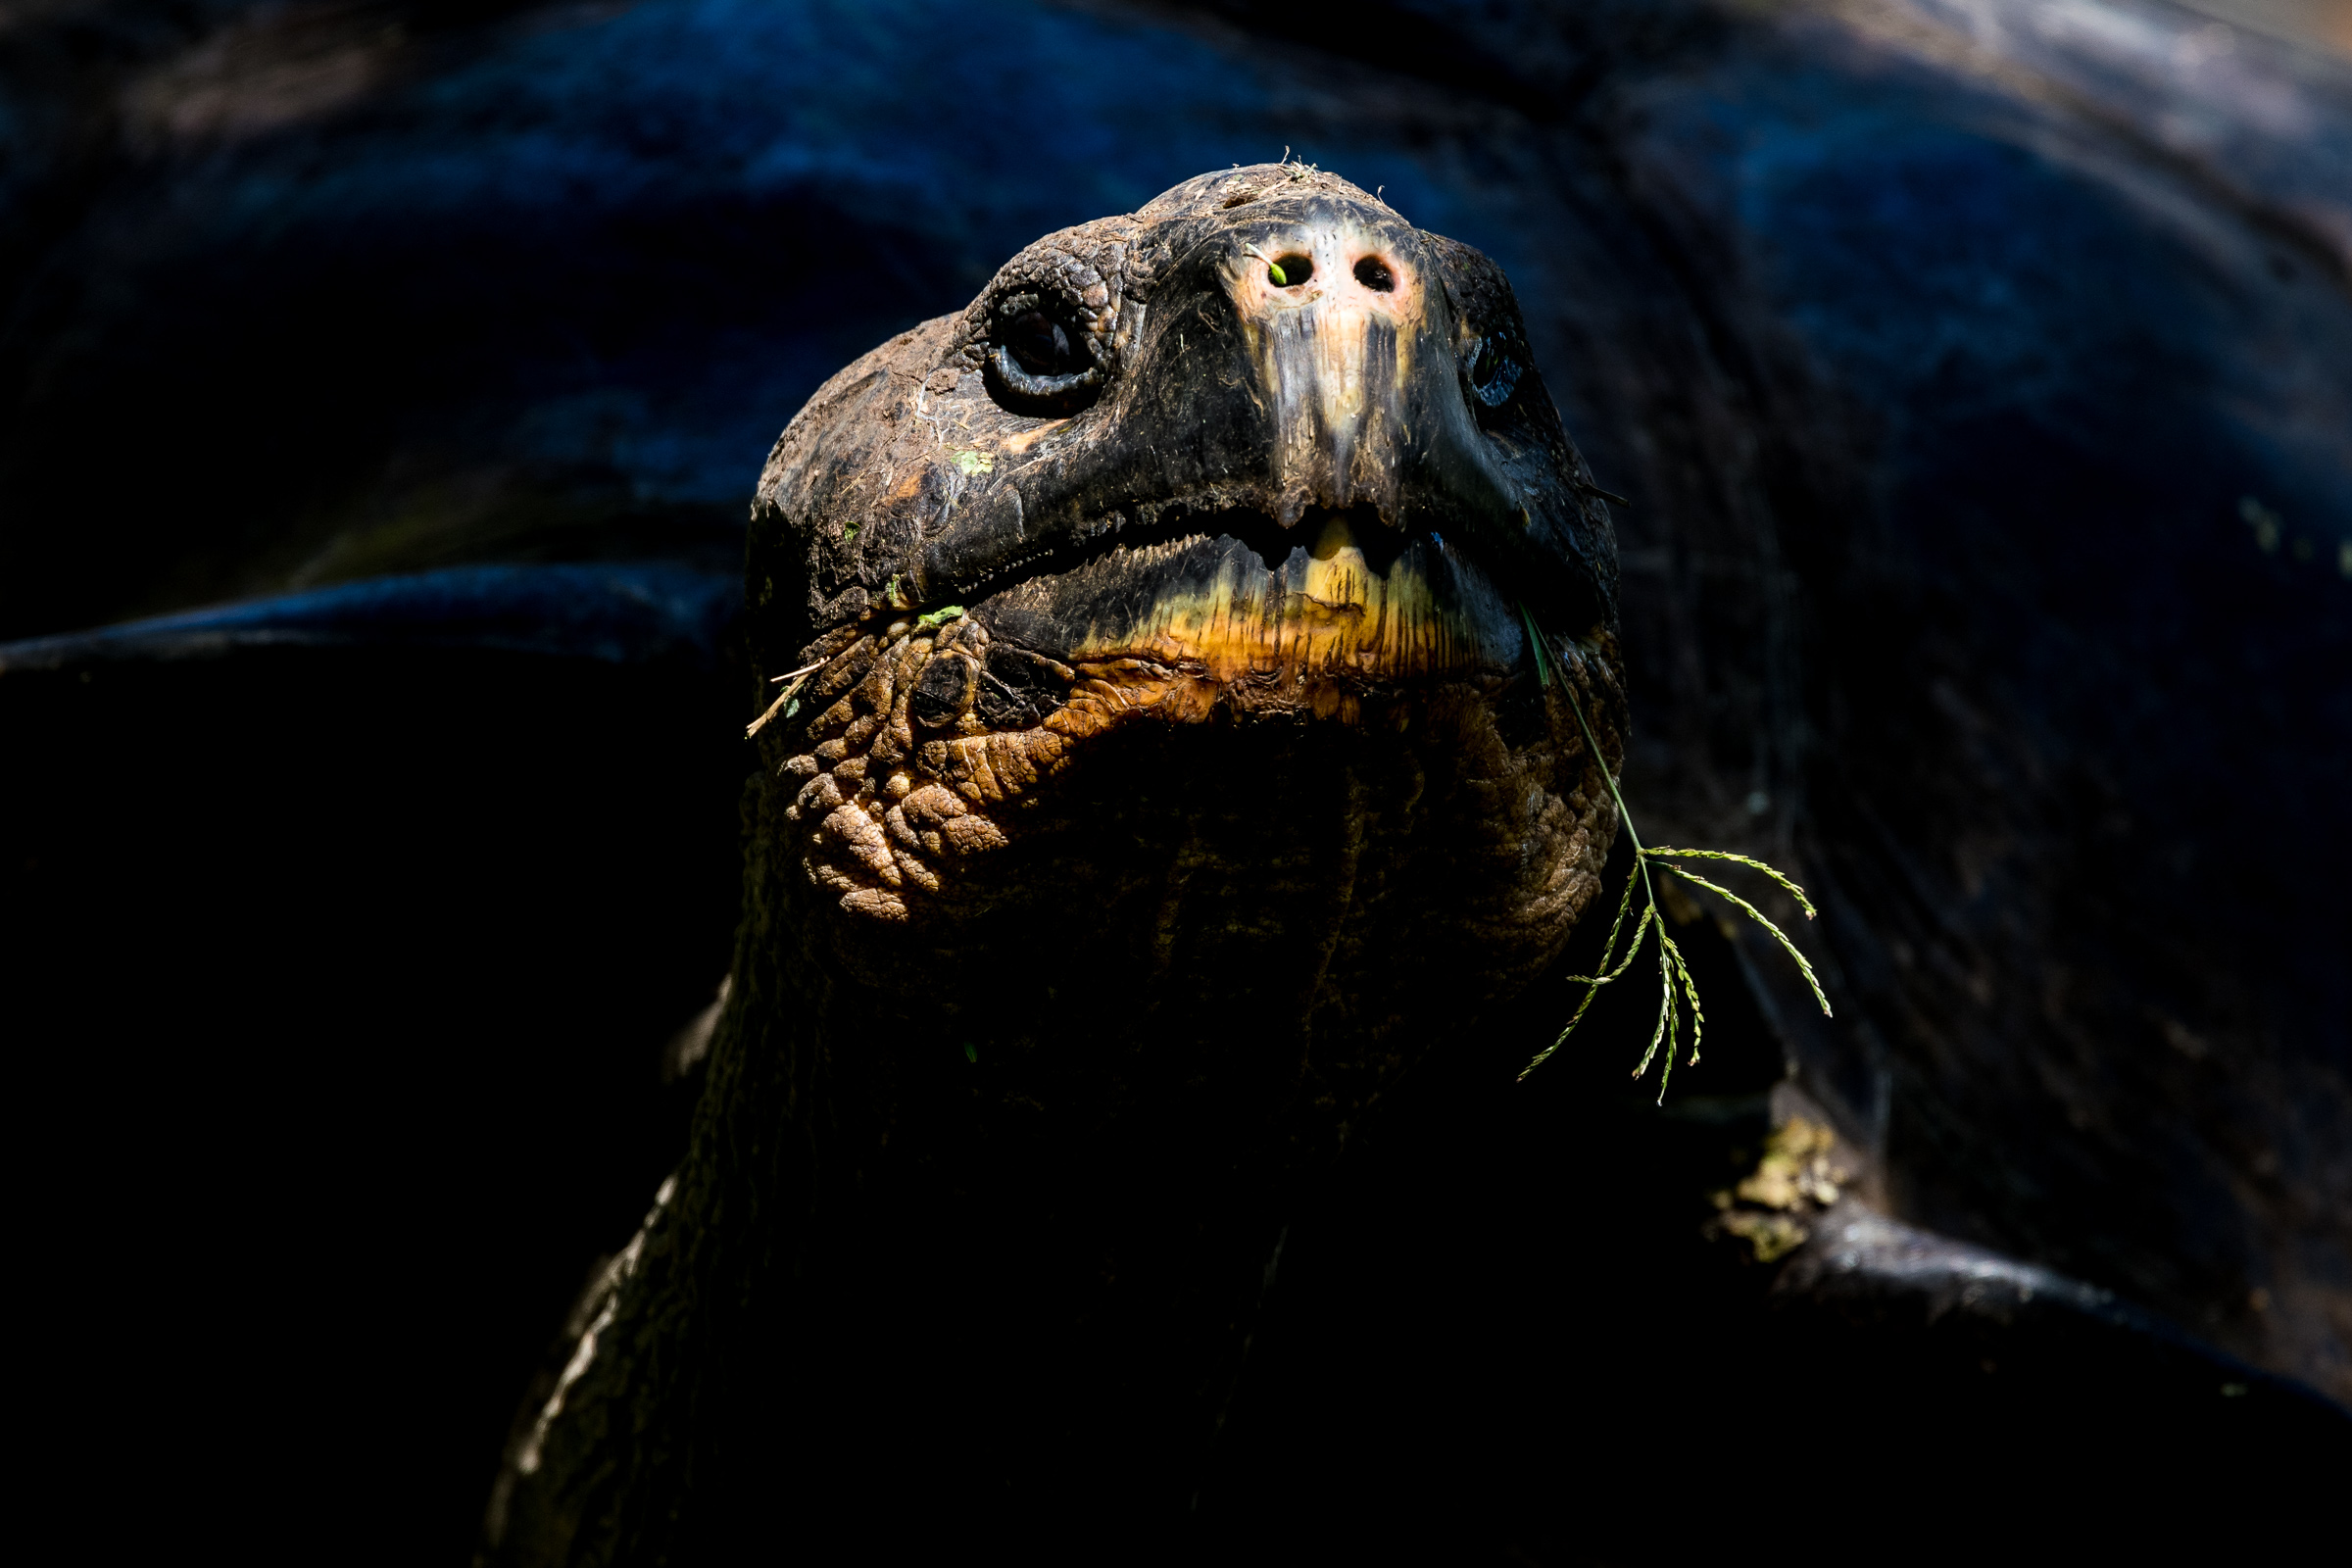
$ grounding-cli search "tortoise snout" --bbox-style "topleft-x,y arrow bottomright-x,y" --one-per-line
1221,216 -> 1446,528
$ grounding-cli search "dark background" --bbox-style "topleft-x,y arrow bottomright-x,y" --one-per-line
3,1 -> 2348,1558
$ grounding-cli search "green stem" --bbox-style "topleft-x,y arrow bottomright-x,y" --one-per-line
1545,622 -> 1659,944
1521,603 -> 1641,855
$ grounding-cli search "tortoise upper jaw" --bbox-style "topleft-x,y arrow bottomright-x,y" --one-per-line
904,203 -> 1605,639
1216,208 -> 1440,528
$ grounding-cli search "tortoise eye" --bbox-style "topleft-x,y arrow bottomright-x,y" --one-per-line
986,298 -> 1103,415
1467,336 -> 1523,409
1008,311 -> 1075,376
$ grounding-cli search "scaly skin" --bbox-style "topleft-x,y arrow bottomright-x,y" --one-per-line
485,165 -> 1626,1561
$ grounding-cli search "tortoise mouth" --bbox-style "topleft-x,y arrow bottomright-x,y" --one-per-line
967,503 -> 1527,701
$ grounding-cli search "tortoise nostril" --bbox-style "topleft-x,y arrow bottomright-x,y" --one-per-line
1271,252 -> 1314,287
1353,256 -> 1396,292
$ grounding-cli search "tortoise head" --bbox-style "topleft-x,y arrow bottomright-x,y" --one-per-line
747,166 -> 1623,992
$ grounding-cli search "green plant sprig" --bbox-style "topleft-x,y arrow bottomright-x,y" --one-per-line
1241,245 -> 1289,286
1642,861 -> 1829,1018
1517,603 -> 1832,1101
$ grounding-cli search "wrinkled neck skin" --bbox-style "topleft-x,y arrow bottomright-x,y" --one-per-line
695,665 -> 1618,1535
485,167 -> 1625,1560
